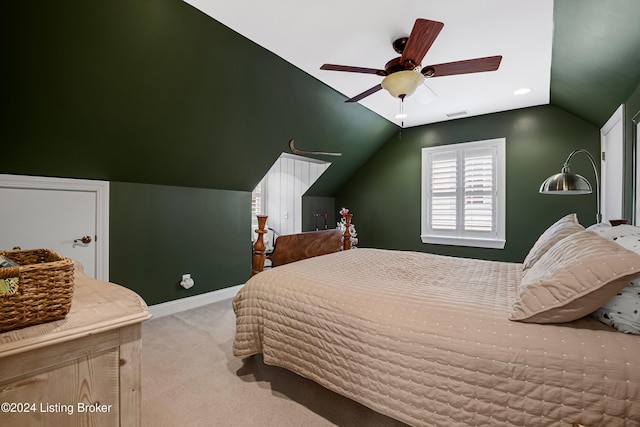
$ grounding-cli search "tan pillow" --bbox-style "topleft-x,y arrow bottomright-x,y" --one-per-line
511,230 -> 640,323
522,213 -> 584,271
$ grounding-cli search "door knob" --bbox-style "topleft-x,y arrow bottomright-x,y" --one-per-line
74,235 -> 92,244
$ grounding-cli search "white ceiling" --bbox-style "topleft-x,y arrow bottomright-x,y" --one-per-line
184,0 -> 553,128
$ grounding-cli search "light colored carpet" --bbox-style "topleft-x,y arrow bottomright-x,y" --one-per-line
141,298 -> 409,427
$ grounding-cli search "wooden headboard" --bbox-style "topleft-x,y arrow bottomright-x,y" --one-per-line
251,214 -> 352,276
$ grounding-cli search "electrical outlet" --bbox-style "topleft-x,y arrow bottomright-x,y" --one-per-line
180,274 -> 194,289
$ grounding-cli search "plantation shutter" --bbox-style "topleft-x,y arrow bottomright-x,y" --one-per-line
463,147 -> 495,233
250,180 -> 264,237
427,146 -> 497,235
251,181 -> 263,217
421,138 -> 505,249
430,151 -> 458,231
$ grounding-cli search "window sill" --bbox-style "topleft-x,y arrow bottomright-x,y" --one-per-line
420,235 -> 505,249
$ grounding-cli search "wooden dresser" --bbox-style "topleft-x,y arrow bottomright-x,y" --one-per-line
0,270 -> 151,427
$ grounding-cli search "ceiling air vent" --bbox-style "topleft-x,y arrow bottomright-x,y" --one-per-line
446,111 -> 468,118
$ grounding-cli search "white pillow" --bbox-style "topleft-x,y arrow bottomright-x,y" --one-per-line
592,284 -> 640,334
600,231 -> 640,287
586,222 -> 612,232
591,224 -> 640,333
593,224 -> 640,240
614,234 -> 640,251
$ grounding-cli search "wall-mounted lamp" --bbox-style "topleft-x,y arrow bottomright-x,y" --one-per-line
539,148 -> 601,223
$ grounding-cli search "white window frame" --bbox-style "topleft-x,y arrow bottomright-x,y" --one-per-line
421,138 -> 506,249
250,179 -> 266,240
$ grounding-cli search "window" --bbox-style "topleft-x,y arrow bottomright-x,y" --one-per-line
421,138 -> 505,249
251,180 -> 264,219
250,179 -> 265,239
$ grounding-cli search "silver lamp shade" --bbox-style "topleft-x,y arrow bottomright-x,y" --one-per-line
539,167 -> 592,194
538,149 -> 601,223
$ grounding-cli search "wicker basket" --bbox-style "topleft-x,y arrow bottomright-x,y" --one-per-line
0,248 -> 75,332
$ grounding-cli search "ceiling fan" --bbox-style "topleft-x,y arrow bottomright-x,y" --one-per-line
320,18 -> 502,103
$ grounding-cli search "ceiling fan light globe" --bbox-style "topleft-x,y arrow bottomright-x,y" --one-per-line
381,71 -> 425,98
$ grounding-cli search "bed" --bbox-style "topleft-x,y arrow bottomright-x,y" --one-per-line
233,214 -> 640,426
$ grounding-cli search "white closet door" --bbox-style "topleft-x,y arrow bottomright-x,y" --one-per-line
0,175 -> 109,280
636,119 -> 640,224
600,105 -> 624,223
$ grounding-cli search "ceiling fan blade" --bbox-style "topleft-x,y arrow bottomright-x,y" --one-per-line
321,64 -> 387,76
422,55 -> 503,77
346,84 -> 383,103
400,19 -> 444,69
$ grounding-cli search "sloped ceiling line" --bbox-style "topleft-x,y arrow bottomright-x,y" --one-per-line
184,0 -> 553,128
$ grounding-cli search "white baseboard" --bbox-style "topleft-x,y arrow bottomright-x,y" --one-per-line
148,284 -> 245,318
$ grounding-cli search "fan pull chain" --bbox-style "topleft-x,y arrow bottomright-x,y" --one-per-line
399,97 -> 403,139
397,96 -> 406,139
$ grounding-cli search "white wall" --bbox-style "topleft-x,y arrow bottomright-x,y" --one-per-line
264,153 -> 330,235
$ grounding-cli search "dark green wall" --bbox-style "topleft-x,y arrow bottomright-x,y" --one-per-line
551,0 -> 640,128
0,0 -> 396,193
109,182 -> 250,305
336,105 -> 601,263
0,0 -> 395,304
302,196 -> 336,231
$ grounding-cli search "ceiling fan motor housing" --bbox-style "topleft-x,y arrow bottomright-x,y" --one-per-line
392,37 -> 408,54
385,57 -> 406,74
319,18 -> 502,103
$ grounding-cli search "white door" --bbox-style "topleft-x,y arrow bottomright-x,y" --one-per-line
636,118 -> 640,225
600,104 -> 624,223
0,175 -> 109,280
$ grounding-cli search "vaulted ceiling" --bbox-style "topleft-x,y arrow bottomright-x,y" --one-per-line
2,0 -> 639,196
551,0 -> 640,127
186,0 -> 640,128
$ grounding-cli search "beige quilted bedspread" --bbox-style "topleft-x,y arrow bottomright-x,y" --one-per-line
233,248 -> 640,426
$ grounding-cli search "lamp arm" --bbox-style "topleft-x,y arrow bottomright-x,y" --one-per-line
565,149 -> 601,223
